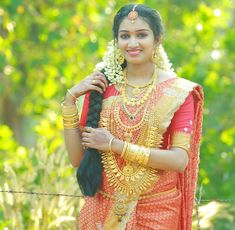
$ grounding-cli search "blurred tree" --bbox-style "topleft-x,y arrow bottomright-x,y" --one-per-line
0,0 -> 234,228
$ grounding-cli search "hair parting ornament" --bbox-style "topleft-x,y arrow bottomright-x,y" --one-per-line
128,4 -> 139,23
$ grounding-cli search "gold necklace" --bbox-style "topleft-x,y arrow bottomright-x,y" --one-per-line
124,67 -> 156,95
120,67 -> 157,106
121,103 -> 145,121
98,78 -> 166,198
100,99 -> 158,197
101,152 -> 157,196
113,99 -> 149,142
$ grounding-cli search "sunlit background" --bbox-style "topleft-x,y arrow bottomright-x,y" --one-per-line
0,0 -> 235,229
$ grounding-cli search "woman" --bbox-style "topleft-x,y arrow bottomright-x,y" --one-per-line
62,4 -> 203,230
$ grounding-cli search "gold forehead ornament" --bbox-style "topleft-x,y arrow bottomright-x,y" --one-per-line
128,5 -> 138,23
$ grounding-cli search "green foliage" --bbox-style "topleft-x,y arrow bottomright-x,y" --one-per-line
0,138 -> 82,229
0,0 -> 234,228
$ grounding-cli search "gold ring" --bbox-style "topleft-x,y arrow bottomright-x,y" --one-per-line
92,79 -> 96,84
87,127 -> 92,132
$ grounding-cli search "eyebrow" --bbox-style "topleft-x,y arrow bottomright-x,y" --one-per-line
119,29 -> 150,33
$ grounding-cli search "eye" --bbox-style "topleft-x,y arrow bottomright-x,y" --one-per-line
137,33 -> 148,38
119,34 -> 130,39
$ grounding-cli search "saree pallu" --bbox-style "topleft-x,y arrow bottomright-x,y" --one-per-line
78,77 -> 203,230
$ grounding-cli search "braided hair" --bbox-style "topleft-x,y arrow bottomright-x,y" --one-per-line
77,4 -> 164,196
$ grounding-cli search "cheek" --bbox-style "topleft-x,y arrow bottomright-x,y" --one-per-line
117,40 -> 127,51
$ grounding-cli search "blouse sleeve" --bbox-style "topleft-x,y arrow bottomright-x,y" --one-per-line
79,93 -> 90,127
169,93 -> 195,153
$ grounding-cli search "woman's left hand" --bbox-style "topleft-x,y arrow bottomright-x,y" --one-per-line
81,127 -> 114,152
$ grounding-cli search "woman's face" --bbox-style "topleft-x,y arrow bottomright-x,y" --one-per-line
117,17 -> 157,65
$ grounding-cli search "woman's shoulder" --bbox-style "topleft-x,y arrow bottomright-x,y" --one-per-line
156,69 -> 203,101
157,69 -> 196,84
156,68 -> 175,85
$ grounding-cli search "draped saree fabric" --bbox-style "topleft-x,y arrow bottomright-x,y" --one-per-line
77,77 -> 203,230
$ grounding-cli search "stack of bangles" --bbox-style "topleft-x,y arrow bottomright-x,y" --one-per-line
122,142 -> 150,166
61,91 -> 79,129
110,139 -> 151,166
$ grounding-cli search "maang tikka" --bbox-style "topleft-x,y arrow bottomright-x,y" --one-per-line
128,5 -> 139,23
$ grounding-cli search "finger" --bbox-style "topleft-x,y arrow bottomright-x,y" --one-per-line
90,71 -> 107,86
90,71 -> 100,79
82,142 -> 90,148
93,71 -> 104,77
89,85 -> 103,94
82,142 -> 96,149
95,73 -> 108,87
81,132 -> 92,138
84,127 -> 93,132
82,137 -> 90,143
91,79 -> 106,92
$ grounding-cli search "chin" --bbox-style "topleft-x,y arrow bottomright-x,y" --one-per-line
126,58 -> 145,65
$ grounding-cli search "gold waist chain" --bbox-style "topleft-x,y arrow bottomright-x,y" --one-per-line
99,186 -> 177,201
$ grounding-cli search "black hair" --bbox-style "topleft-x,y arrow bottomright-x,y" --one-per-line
76,72 -> 110,196
113,4 -> 164,40
77,4 -> 164,196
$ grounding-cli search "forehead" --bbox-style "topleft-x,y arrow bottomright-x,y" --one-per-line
118,17 -> 152,32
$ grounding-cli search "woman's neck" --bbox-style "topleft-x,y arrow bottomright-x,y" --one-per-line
126,62 -> 155,84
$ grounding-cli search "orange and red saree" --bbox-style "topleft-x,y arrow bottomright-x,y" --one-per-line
78,77 -> 203,230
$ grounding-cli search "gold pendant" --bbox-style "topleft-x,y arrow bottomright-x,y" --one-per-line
132,87 -> 140,95
124,132 -> 132,142
123,164 -> 134,176
114,194 -> 128,221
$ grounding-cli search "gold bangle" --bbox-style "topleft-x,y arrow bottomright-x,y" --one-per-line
62,107 -> 77,115
109,137 -> 115,153
62,112 -> 78,117
64,126 -> 79,130
62,105 -> 77,112
124,143 -> 151,166
63,119 -> 79,125
67,89 -> 77,102
63,121 -> 79,126
61,101 -> 77,110
121,142 -> 128,158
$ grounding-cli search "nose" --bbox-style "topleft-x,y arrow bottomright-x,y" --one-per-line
128,37 -> 139,48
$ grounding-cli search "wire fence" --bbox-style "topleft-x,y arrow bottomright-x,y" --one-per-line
1,187 -> 235,230
1,189 -> 235,203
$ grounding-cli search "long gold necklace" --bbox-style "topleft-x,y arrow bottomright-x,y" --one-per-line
121,103 -> 145,121
113,98 -> 149,142
100,98 -> 158,197
101,152 -> 157,196
99,66 -> 161,197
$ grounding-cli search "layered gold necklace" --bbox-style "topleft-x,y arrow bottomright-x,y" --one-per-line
100,67 -> 161,197
120,67 -> 156,106
101,99 -> 158,196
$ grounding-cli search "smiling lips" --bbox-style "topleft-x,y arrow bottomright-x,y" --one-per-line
127,49 -> 142,57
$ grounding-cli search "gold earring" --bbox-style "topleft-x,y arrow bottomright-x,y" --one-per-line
152,45 -> 164,68
117,51 -> 125,65
97,39 -> 125,85
152,46 -> 159,64
115,46 -> 125,65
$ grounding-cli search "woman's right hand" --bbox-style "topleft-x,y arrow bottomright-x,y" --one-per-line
64,71 -> 108,105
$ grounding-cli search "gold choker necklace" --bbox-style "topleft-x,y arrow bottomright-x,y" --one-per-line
124,67 -> 156,89
120,68 -> 157,106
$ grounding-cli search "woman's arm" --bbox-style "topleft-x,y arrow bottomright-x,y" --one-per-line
81,93 -> 194,172
63,71 -> 108,167
63,93 -> 85,167
112,139 -> 188,172
81,128 -> 189,172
